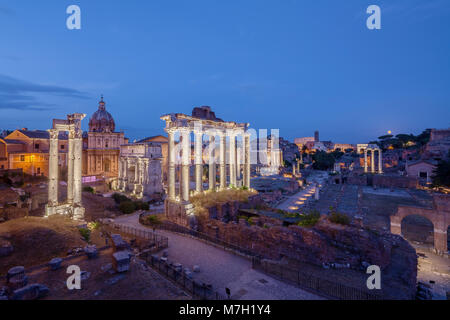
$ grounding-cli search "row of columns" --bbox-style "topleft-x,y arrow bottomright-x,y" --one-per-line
363,148 -> 383,174
117,157 -> 150,194
47,128 -> 83,208
167,128 -> 251,202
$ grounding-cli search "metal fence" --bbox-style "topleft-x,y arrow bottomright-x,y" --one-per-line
146,254 -> 228,300
156,220 -> 256,258
111,223 -> 168,251
252,256 -> 382,300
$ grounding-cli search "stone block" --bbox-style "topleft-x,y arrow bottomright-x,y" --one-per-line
7,266 -> 28,290
0,239 -> 13,257
111,234 -> 129,252
193,265 -> 200,273
113,251 -> 131,273
84,245 -> 98,259
49,258 -> 63,271
11,284 -> 49,300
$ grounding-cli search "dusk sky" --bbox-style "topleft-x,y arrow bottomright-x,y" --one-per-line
0,0 -> 449,143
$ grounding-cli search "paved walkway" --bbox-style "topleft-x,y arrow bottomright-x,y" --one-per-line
114,213 -> 322,300
276,171 -> 329,212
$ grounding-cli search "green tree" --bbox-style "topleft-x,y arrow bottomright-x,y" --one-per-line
432,155 -> 450,188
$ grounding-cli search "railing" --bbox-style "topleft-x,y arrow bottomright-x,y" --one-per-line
145,254 -> 228,300
252,257 -> 382,300
154,220 -> 256,258
142,218 -> 382,300
111,223 -> 169,251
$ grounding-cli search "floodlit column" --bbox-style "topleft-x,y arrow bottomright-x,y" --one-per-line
67,130 -> 75,204
364,149 -> 368,173
194,130 -> 203,193
236,141 -> 241,182
208,133 -> 216,191
219,132 -> 226,190
378,149 -> 383,174
168,129 -> 176,200
48,129 -> 59,206
229,131 -> 236,187
181,129 -> 190,202
73,131 -> 83,206
371,150 -> 375,173
244,133 -> 251,188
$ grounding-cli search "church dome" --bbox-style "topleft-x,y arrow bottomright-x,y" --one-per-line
89,96 -> 116,133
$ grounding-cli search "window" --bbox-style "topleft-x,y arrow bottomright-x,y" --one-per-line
61,145 -> 65,150
1,165 -> 4,169
20,155 -> 25,162
37,168 -> 41,174
35,143 -> 39,150
419,172 -> 428,179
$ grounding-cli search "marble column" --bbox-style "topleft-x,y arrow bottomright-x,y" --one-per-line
181,129 -> 190,202
364,149 -> 368,173
67,130 -> 75,204
378,149 -> 383,174
371,149 -> 375,173
208,134 -> 216,191
48,129 -> 59,207
219,132 -> 226,190
73,131 -> 83,206
229,131 -> 236,187
236,141 -> 241,183
244,133 -> 251,188
168,130 -> 176,200
194,131 -> 203,193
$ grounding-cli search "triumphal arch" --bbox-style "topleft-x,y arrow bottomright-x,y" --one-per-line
45,113 -> 86,221
160,108 -> 251,227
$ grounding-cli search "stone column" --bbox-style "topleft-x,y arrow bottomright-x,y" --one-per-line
180,129 -> 190,202
371,149 -> 375,173
244,133 -> 251,188
364,149 -> 368,173
73,131 -> 83,206
219,132 -> 226,190
378,149 -> 383,174
229,131 -> 236,187
236,140 -> 242,182
47,129 -> 59,207
194,130 -> 203,193
168,129 -> 176,200
67,130 -> 75,204
208,133 -> 216,191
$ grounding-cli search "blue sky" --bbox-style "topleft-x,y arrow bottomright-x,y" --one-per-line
0,0 -> 449,143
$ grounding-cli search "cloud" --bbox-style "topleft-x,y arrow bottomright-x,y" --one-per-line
0,74 -> 90,111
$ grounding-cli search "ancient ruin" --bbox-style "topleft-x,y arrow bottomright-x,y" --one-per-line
45,113 -> 86,220
358,144 -> 383,174
161,108 -> 251,226
115,141 -> 164,199
390,194 -> 450,254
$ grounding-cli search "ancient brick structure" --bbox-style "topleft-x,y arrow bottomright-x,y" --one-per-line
391,194 -> 450,254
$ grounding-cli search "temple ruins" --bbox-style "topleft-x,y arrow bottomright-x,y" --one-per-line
45,113 -> 86,220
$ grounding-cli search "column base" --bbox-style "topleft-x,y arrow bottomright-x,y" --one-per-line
45,203 -> 85,221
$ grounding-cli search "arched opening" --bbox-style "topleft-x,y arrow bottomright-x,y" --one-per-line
401,215 -> 434,248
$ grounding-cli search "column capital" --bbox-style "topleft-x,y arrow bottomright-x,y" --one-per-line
48,129 -> 59,140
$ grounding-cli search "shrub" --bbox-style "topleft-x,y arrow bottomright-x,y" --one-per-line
145,215 -> 162,230
134,201 -> 150,211
298,210 -> 320,227
112,193 -> 130,204
329,212 -> 350,225
83,186 -> 95,194
79,228 -> 91,242
248,217 -> 258,226
119,201 -> 136,214
88,222 -> 100,230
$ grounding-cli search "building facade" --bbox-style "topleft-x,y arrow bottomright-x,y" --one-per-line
1,129 -> 69,176
83,97 -> 126,179
115,142 -> 164,199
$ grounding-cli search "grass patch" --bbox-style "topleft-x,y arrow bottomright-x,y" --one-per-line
298,210 -> 321,227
